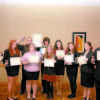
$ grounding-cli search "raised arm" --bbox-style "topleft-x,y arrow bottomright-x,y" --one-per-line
16,37 -> 25,44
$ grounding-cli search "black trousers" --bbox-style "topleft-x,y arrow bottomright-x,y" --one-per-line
95,79 -> 100,100
67,75 -> 77,94
46,81 -> 53,96
20,66 -> 26,93
41,63 -> 47,92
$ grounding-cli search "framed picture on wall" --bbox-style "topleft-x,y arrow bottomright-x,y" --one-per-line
72,32 -> 86,54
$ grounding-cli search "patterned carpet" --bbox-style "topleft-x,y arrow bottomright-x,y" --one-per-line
0,82 -> 96,100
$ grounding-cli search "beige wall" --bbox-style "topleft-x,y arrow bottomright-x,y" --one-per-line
0,5 -> 100,52
0,5 -> 100,82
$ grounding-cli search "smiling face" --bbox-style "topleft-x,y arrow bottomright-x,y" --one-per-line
26,38 -> 32,44
68,43 -> 74,51
84,43 -> 90,51
11,42 -> 17,49
57,41 -> 61,49
47,46 -> 52,54
29,44 -> 35,52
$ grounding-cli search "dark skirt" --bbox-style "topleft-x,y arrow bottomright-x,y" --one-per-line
24,69 -> 39,80
5,65 -> 20,77
42,74 -> 56,82
43,66 -> 56,81
43,67 -> 56,75
81,71 -> 94,88
55,60 -> 65,75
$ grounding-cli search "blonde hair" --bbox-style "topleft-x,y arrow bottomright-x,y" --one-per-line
44,45 -> 54,59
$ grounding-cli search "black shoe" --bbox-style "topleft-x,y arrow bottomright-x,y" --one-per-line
42,90 -> 47,94
20,91 -> 25,95
67,94 -> 76,98
32,98 -> 36,100
27,99 -> 30,100
51,94 -> 54,98
46,94 -> 50,99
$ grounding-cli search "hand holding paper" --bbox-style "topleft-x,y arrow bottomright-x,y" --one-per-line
29,55 -> 40,63
97,51 -> 100,60
41,48 -> 46,55
77,55 -> 87,65
10,57 -> 21,66
64,54 -> 74,65
32,34 -> 42,47
56,50 -> 65,57
0,56 -> 3,61
44,59 -> 55,67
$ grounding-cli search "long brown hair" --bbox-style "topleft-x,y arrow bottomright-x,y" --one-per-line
44,45 -> 54,58
85,41 -> 93,51
54,40 -> 64,53
65,42 -> 76,54
8,40 -> 20,56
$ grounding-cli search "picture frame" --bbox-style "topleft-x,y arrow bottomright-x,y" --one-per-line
72,32 -> 86,54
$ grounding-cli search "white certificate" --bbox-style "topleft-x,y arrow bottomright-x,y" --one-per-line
97,51 -> 100,60
0,56 -> 3,61
56,50 -> 65,57
64,54 -> 74,63
10,57 -> 21,66
44,59 -> 55,67
41,48 -> 46,55
29,55 -> 40,63
77,56 -> 87,65
32,33 -> 42,47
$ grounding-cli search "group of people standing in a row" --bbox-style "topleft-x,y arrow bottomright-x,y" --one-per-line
0,36 -> 100,100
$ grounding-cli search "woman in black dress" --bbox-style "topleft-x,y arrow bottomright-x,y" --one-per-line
65,42 -> 80,98
3,40 -> 20,100
80,41 -> 95,100
54,40 -> 64,96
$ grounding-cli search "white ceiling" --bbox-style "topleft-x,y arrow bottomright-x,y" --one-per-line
0,0 -> 100,5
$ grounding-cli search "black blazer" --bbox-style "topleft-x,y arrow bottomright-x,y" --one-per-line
17,44 -> 29,56
65,51 -> 80,69
3,49 -> 20,67
80,50 -> 95,73
94,47 -> 100,81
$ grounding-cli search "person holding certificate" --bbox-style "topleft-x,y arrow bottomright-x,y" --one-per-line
65,42 -> 80,98
21,44 -> 41,100
42,45 -> 56,99
0,52 -> 3,62
54,40 -> 64,96
80,41 -> 95,100
40,37 -> 50,94
3,40 -> 20,100
91,47 -> 100,100
17,37 -> 32,94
